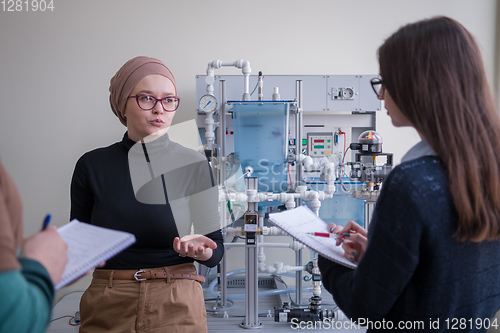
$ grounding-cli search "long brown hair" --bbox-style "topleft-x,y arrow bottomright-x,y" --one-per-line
378,16 -> 500,242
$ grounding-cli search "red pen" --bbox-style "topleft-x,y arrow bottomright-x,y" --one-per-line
307,232 -> 336,238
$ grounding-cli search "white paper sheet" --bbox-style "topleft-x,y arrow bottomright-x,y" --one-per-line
268,206 -> 357,269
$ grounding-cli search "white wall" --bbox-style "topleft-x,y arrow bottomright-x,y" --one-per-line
0,0 -> 497,296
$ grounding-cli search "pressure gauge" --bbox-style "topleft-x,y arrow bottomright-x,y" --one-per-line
199,94 -> 218,113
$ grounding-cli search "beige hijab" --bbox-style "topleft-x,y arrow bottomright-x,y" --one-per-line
109,56 -> 176,126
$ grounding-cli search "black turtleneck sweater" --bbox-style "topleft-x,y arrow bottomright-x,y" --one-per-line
70,132 -> 223,269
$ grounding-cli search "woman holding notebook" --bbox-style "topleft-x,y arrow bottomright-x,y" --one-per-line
319,17 -> 500,331
0,157 -> 68,332
70,56 -> 223,332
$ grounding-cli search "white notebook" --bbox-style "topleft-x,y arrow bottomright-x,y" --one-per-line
55,220 -> 136,290
268,206 -> 357,269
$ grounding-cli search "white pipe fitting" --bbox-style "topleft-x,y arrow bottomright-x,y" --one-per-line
277,192 -> 288,203
285,196 -> 296,210
219,188 -> 248,203
291,239 -> 305,251
261,226 -> 288,236
297,154 -> 337,195
296,185 -> 307,193
258,192 -> 276,202
246,189 -> 258,203
302,156 -> 316,172
204,113 -> 215,147
205,66 -> 215,96
274,261 -> 284,272
225,227 -> 244,236
206,59 -> 251,101
259,262 -> 305,274
244,166 -> 254,176
305,190 -> 321,215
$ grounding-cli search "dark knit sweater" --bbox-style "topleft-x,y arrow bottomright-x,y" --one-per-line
319,156 -> 500,332
70,132 -> 223,269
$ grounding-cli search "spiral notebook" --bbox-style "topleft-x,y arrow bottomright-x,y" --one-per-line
55,220 -> 136,290
268,206 -> 357,269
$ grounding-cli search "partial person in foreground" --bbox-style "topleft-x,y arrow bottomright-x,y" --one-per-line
0,157 -> 69,333
319,16 -> 500,332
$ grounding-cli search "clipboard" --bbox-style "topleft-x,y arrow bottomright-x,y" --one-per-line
268,206 -> 357,269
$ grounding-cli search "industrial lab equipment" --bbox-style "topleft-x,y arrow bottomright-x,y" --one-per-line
195,59 -> 391,329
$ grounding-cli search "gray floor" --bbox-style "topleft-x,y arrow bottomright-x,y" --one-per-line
46,286 -> 366,332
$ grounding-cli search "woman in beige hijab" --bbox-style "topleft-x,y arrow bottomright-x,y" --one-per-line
71,56 -> 223,333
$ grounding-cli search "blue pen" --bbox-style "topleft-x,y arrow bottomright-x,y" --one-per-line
41,214 -> 51,231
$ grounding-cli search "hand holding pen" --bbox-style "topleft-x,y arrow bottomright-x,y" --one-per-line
20,214 -> 69,285
309,220 -> 368,263
41,213 -> 51,231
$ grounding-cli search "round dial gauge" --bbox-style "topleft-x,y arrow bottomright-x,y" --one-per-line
199,94 -> 218,113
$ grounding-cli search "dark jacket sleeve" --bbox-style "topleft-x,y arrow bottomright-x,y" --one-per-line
196,229 -> 224,268
319,168 -> 422,321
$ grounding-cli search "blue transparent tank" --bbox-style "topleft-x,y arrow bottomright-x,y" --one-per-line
233,103 -> 288,202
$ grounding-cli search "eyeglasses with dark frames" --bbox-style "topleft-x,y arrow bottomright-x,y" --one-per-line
128,94 -> 181,112
370,78 -> 385,100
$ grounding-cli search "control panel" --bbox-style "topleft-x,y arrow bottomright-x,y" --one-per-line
306,132 -> 334,156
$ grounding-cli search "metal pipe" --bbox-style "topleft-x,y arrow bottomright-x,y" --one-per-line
295,80 -> 303,189
364,200 -> 376,229
284,103 -> 290,176
295,80 -> 304,305
220,80 -> 228,309
207,59 -> 251,101
220,80 -> 226,158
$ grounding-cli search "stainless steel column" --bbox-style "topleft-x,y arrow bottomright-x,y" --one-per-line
240,177 -> 262,329
219,80 -> 228,309
295,80 -> 303,305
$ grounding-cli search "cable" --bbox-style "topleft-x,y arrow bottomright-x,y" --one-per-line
50,315 -> 74,323
273,274 -> 295,306
341,146 -> 350,169
338,175 -> 349,193
288,164 -> 293,186
69,317 -> 80,326
202,266 -> 212,286
207,269 -> 314,300
204,298 -> 235,312
250,78 -> 259,96
229,313 -> 276,318
347,187 -> 366,192
235,171 -> 250,183
338,130 -> 346,155
54,290 -> 85,304
340,146 -> 351,178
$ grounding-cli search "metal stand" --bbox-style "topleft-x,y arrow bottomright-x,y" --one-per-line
219,80 -> 230,310
364,200 -> 376,228
294,80 -> 303,305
